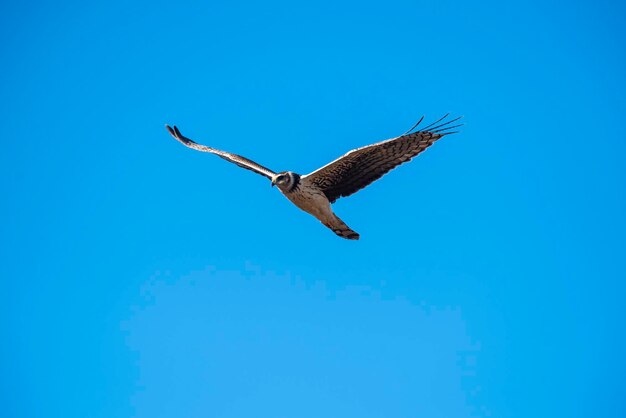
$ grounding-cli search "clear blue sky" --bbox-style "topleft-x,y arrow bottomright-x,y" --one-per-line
1,0 -> 625,417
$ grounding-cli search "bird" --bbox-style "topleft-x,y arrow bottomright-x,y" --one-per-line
166,114 -> 461,240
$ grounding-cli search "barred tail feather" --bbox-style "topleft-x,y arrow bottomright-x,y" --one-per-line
324,214 -> 360,240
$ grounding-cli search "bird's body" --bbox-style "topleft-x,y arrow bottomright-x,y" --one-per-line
166,115 -> 461,240
273,172 -> 359,239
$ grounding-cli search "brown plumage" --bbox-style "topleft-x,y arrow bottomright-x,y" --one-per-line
166,114 -> 461,239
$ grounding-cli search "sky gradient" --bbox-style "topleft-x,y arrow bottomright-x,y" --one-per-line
1,0 -> 625,417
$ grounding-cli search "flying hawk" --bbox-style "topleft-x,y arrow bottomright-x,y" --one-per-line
166,115 -> 461,240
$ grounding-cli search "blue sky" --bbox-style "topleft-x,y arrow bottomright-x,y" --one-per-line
1,0 -> 625,417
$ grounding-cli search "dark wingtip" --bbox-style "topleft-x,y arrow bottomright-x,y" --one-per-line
433,122 -> 464,134
165,125 -> 189,143
165,124 -> 176,137
423,115 -> 464,134
401,116 -> 426,136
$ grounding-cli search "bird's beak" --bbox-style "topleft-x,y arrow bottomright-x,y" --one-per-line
271,179 -> 276,187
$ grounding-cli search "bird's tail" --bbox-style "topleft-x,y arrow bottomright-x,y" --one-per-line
324,214 -> 360,240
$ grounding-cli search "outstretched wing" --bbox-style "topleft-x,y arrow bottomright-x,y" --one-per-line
166,125 -> 276,180
303,115 -> 461,203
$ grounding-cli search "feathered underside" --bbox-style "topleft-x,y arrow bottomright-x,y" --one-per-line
166,125 -> 276,180
303,114 -> 462,203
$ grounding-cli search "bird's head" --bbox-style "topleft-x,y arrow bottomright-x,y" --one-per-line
271,171 -> 300,192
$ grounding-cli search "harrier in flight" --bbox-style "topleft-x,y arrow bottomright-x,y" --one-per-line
166,115 -> 461,240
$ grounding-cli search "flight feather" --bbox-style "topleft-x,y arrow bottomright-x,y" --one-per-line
303,115 -> 461,203
166,125 -> 276,180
